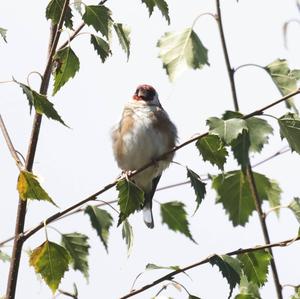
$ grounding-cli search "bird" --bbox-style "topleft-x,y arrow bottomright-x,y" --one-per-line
112,84 -> 177,228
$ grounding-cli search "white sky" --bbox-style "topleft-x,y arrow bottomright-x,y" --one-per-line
1,0 -> 300,298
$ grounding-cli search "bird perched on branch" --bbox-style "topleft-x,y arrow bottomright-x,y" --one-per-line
112,84 -> 177,228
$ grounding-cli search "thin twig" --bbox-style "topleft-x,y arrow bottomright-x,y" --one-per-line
215,0 -> 239,111
119,235 -> 300,299
5,1 -> 70,298
0,114 -> 23,170
0,141 -> 292,248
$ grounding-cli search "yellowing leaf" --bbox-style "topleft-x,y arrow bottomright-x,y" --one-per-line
158,28 -> 209,81
17,170 -> 56,206
29,241 -> 70,293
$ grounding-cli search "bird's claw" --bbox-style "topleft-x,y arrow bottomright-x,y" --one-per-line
120,170 -> 133,181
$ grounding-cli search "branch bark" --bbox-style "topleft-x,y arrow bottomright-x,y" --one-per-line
5,1 -> 70,298
119,235 -> 300,299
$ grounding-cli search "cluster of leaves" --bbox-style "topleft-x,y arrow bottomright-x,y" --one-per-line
28,205 -> 115,294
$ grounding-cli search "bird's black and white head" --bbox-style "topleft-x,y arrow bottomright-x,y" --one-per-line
133,84 -> 161,106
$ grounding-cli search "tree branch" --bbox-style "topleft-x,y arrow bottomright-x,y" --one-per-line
215,1 -> 284,298
0,142 -> 292,248
215,0 -> 239,111
119,235 -> 300,299
4,88 -> 297,245
5,1 -> 70,298
0,114 -> 23,170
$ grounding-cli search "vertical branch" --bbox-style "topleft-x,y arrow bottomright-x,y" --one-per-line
215,0 -> 239,111
215,0 -> 283,298
5,1 -> 70,299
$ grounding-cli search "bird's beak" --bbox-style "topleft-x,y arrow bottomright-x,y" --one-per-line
133,94 -> 140,100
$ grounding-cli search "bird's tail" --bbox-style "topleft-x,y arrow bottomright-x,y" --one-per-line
142,175 -> 161,229
143,201 -> 154,229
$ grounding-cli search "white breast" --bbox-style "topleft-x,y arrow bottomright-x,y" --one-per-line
121,106 -> 168,170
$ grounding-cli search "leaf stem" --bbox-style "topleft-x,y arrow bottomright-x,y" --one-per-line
234,63 -> 265,74
5,1 -> 70,298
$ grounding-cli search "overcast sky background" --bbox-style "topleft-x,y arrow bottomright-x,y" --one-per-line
1,0 -> 300,298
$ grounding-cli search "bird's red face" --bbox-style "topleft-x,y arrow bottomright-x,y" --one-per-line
133,84 -> 157,102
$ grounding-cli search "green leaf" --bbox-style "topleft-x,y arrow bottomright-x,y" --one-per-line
157,28 -> 209,81
209,254 -> 241,299
278,113 -> 300,154
246,117 -> 273,153
234,275 -> 261,299
122,219 -> 134,256
29,241 -> 70,293
61,233 -> 90,279
46,0 -> 73,29
0,250 -> 10,262
146,263 -> 180,271
0,27 -> 7,42
17,170 -> 57,206
288,197 -> 300,223
292,287 -> 300,299
186,167 -> 206,212
84,206 -> 113,252
265,59 -> 300,112
207,117 -> 248,145
117,178 -> 144,226
237,250 -> 271,286
113,23 -> 131,60
53,46 -> 80,95
189,296 -> 202,299
196,135 -> 228,170
230,130 -> 250,170
212,171 -> 281,226
90,34 -> 111,62
82,5 -> 112,38
141,0 -> 170,24
18,82 -> 67,125
160,201 -> 195,242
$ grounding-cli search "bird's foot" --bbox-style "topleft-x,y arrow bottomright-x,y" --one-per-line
120,170 -> 133,181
